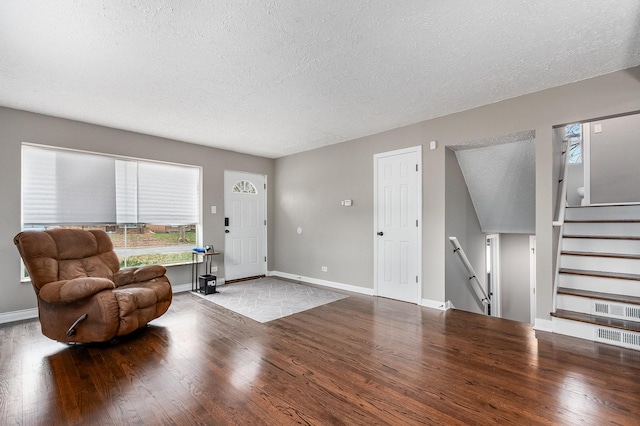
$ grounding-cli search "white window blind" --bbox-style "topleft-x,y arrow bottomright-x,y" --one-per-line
23,145 -> 200,226
115,160 -> 138,224
22,146 -> 117,224
137,161 -> 200,225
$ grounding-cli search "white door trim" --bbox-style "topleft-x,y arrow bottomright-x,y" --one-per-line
529,235 -> 537,325
583,122 -> 591,206
373,145 -> 422,303
486,234 -> 501,317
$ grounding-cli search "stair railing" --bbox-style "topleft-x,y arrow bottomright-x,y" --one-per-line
448,237 -> 491,315
553,138 -> 571,228
552,138 -> 571,311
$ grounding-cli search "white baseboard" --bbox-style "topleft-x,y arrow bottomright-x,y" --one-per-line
173,278 -> 226,294
268,272 -> 451,308
534,318 -> 553,332
172,283 -> 193,293
0,280 -> 223,325
269,271 -> 375,296
420,299 -> 450,310
0,307 -> 38,325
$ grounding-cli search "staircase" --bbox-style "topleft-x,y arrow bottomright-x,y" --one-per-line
552,204 -> 640,350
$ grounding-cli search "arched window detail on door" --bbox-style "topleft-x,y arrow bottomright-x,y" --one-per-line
232,180 -> 257,194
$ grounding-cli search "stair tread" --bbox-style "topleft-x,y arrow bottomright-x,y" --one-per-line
561,251 -> 640,260
565,219 -> 640,223
552,309 -> 640,332
557,287 -> 640,305
567,204 -> 640,208
559,268 -> 640,281
563,235 -> 640,241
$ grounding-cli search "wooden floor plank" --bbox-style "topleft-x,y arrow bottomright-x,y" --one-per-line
1,283 -> 640,425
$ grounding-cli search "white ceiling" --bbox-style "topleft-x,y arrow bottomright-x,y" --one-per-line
1,1 -> 639,158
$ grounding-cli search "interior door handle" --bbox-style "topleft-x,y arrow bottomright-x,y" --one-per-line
225,230 -> 230,233
377,231 -> 384,236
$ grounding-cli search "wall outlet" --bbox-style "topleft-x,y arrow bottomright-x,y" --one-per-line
211,266 -> 218,272
321,266 -> 328,272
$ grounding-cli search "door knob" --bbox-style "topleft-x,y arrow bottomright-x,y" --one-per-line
225,230 -> 230,233
377,231 -> 384,236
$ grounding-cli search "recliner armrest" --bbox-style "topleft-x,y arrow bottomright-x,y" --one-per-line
113,265 -> 167,287
38,277 -> 115,303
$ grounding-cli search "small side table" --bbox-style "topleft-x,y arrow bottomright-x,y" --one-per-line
191,250 -> 221,294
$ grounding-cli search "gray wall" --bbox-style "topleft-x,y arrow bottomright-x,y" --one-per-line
3,66 -> 640,321
445,148 -> 486,314
455,139 -> 536,234
590,113 -> 640,204
500,234 -> 532,323
273,125 -> 424,288
552,127 -> 565,217
274,66 -> 640,322
552,126 -> 566,276
566,163 -> 585,207
272,141 -> 373,286
0,107 -> 274,314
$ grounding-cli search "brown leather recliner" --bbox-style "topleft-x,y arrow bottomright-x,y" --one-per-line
14,229 -> 172,343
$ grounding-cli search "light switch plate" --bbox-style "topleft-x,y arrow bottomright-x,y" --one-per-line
211,206 -> 217,214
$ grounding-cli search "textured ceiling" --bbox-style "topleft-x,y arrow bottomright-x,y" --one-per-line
455,139 -> 536,234
1,1 -> 639,158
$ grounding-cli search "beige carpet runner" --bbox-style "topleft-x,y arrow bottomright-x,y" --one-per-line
194,277 -> 348,323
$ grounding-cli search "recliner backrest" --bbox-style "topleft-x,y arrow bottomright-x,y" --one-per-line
14,229 -> 121,293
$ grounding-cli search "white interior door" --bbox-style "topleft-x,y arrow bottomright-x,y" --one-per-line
374,146 -> 421,303
224,171 -> 266,281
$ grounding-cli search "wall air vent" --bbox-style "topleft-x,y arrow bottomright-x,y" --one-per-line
596,328 -> 640,350
623,332 -> 640,347
626,306 -> 640,320
594,303 -> 609,314
592,301 -> 640,321
610,304 -> 624,317
597,328 -> 621,342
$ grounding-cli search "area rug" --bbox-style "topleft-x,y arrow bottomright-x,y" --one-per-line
193,277 -> 348,323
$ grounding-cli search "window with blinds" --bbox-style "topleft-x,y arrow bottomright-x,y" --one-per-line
21,144 -> 201,271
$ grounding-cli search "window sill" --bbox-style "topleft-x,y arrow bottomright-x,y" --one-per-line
21,260 -> 198,283
121,260 -> 196,270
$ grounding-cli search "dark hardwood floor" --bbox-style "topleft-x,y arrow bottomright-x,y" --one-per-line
2,284 -> 640,425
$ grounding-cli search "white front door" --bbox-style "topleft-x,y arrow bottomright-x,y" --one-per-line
224,171 -> 266,281
374,146 -> 422,303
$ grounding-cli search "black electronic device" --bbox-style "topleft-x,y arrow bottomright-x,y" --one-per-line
198,274 -> 218,294
224,217 -> 229,226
